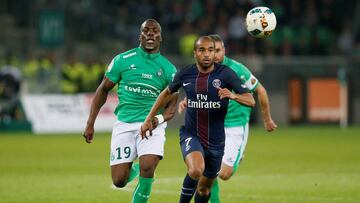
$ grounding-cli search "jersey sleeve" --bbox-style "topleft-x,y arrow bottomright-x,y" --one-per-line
226,67 -> 250,94
168,68 -> 183,93
237,63 -> 259,92
163,62 -> 177,85
105,55 -> 125,83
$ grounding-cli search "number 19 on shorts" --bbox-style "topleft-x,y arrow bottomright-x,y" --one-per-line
111,146 -> 131,161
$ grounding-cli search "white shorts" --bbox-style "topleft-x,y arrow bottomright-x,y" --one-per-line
222,123 -> 249,167
110,120 -> 167,166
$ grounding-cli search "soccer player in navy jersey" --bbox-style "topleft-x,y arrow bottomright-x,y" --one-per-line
140,36 -> 255,203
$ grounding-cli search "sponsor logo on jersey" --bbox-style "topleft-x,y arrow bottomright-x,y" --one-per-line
187,94 -> 221,109
212,79 -> 221,88
123,52 -> 136,59
124,83 -> 161,97
142,73 -> 153,79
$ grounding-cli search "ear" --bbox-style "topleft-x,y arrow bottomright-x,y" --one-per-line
159,34 -> 163,42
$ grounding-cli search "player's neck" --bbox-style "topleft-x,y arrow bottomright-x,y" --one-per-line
140,46 -> 160,54
196,64 -> 214,74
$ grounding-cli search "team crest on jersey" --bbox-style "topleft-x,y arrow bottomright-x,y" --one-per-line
157,69 -> 163,77
212,79 -> 221,88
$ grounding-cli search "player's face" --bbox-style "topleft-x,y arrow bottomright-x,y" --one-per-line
194,39 -> 215,69
139,20 -> 162,53
214,41 -> 225,64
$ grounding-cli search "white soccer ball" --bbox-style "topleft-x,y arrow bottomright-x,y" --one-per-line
246,7 -> 277,38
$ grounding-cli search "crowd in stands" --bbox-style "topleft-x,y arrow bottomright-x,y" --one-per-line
0,53 -> 105,94
0,0 -> 358,123
0,53 -> 104,123
1,0 -> 359,57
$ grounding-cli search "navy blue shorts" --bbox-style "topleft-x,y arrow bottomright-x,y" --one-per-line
179,127 -> 224,179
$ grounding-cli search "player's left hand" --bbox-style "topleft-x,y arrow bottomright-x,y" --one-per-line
140,118 -> 154,139
217,87 -> 235,100
264,118 -> 277,132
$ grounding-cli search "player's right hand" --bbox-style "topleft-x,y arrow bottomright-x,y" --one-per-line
140,118 -> 153,139
217,87 -> 235,100
83,125 -> 94,144
178,98 -> 188,114
264,118 -> 278,132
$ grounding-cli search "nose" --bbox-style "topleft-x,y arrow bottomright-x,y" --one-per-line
204,50 -> 211,57
146,29 -> 154,36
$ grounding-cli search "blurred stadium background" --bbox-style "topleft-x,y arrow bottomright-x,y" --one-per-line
0,0 -> 360,202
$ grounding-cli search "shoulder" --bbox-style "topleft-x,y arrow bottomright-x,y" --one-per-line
158,55 -> 176,71
111,48 -> 140,68
223,56 -> 252,77
224,57 -> 248,71
118,48 -> 139,60
215,63 -> 234,74
110,48 -> 138,64
179,64 -> 196,75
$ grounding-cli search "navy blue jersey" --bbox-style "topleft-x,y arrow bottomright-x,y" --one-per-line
169,63 -> 249,150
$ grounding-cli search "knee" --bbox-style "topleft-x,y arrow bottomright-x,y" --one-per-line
112,178 -> 127,188
140,163 -> 156,177
219,170 -> 232,181
188,167 -> 204,180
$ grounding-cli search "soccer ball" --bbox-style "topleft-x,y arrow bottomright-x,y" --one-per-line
246,7 -> 277,38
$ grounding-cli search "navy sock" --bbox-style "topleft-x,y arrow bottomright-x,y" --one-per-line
195,192 -> 210,203
179,174 -> 198,203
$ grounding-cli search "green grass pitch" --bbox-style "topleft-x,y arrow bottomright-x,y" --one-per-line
1,126 -> 360,203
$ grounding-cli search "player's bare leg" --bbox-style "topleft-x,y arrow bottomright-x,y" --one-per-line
131,154 -> 161,203
180,151 -> 205,203
210,155 -> 243,203
209,163 -> 233,203
218,163 -> 233,181
139,154 -> 160,178
111,162 -> 133,188
185,151 -> 205,179
195,175 -> 216,202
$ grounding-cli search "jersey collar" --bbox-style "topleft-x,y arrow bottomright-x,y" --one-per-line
138,47 -> 161,59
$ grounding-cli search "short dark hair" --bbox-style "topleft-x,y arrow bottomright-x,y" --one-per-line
208,34 -> 225,47
140,19 -> 162,32
193,36 -> 215,50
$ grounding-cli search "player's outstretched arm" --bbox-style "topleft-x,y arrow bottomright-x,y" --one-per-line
218,87 -> 255,107
141,87 -> 174,139
255,83 -> 277,132
152,93 -> 179,128
83,77 -> 115,143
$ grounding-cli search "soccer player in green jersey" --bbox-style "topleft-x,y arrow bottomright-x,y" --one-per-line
179,34 -> 277,202
83,19 -> 178,203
